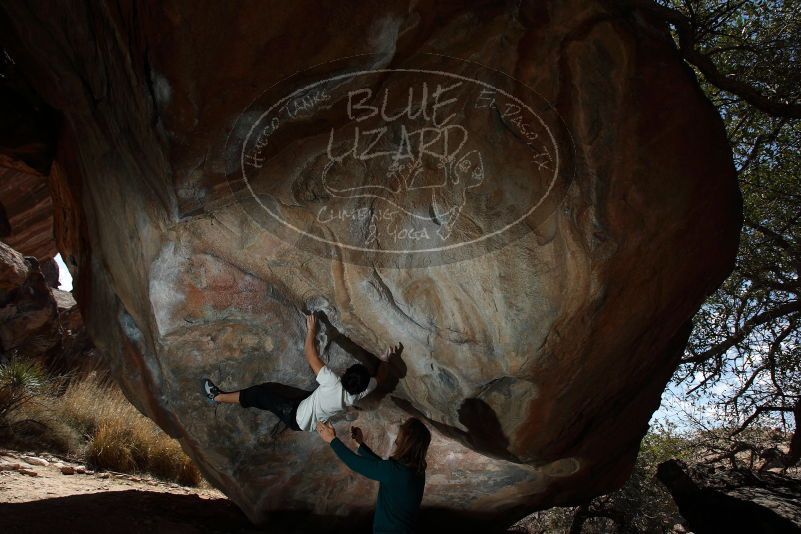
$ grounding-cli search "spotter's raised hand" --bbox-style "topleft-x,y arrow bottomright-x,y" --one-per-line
316,421 -> 336,443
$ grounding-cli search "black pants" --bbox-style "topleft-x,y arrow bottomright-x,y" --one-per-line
238,383 -> 311,431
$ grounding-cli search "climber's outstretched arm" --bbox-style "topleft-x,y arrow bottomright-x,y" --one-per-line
304,313 -> 325,376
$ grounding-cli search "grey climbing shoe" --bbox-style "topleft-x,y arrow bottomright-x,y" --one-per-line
201,377 -> 223,405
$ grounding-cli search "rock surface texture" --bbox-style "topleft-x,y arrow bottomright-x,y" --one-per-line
1,1 -> 741,531
0,240 -> 92,372
657,460 -> 801,534
0,49 -> 59,260
0,241 -> 60,360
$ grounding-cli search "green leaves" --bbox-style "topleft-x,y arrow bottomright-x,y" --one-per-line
0,357 -> 46,394
0,356 -> 49,426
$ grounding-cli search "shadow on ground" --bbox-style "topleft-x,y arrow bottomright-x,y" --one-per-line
0,489 -> 257,534
0,488 -> 520,533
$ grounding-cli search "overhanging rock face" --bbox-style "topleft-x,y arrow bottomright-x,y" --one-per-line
1,1 -> 741,530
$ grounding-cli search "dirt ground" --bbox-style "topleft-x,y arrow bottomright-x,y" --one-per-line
0,448 -> 257,534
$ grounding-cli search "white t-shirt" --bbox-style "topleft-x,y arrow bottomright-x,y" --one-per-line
294,365 -> 378,432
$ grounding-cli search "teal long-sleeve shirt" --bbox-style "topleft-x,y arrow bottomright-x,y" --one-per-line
330,437 -> 425,534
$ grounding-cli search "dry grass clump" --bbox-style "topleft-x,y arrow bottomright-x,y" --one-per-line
85,417 -> 200,486
63,375 -> 202,485
146,432 -> 202,486
0,361 -> 201,486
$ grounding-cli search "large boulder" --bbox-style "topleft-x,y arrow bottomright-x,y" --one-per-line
0,0 -> 741,530
0,165 -> 57,261
0,50 -> 59,261
0,240 -> 93,372
0,241 -> 60,360
657,460 -> 801,534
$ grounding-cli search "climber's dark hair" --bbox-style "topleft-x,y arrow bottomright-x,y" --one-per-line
391,417 -> 431,474
341,364 -> 371,395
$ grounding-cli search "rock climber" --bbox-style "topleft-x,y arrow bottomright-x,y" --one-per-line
201,313 -> 396,433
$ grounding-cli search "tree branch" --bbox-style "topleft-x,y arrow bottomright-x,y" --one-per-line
682,300 -> 801,364
615,0 -> 801,119
731,404 -> 795,436
744,218 -> 796,252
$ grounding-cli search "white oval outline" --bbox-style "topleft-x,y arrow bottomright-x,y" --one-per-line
239,68 -> 562,254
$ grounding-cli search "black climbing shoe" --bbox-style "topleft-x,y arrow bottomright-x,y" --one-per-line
202,378 -> 223,404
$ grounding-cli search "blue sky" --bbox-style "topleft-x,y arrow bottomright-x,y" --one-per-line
54,253 -> 73,291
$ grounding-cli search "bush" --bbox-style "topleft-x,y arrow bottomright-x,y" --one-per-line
65,375 -> 202,485
0,357 -> 48,426
147,433 -> 202,486
0,360 -> 202,486
86,419 -> 143,472
84,405 -> 201,486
